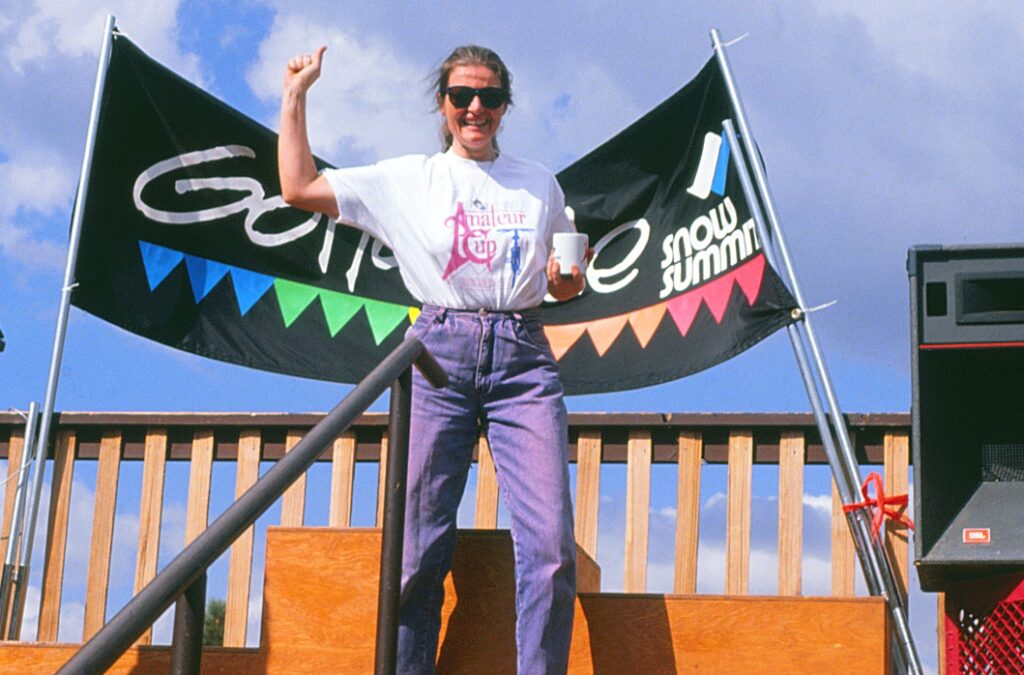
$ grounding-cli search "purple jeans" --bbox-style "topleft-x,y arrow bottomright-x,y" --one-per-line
398,306 -> 576,674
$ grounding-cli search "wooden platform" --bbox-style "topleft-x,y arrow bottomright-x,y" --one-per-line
0,528 -> 890,673
261,528 -> 890,674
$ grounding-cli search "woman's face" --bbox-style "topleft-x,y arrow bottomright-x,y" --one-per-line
441,64 -> 507,161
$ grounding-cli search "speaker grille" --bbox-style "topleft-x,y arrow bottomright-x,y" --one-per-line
981,443 -> 1024,482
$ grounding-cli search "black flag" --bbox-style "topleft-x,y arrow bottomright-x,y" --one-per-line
545,59 -> 797,393
72,33 -> 796,394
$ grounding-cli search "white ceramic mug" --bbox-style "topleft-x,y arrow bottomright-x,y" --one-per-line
553,232 -> 589,277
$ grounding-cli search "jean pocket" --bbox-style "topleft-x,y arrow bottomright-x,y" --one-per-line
516,319 -> 552,352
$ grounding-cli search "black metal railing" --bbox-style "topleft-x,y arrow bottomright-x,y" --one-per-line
57,336 -> 446,674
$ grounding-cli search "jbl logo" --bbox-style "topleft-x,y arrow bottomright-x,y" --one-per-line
962,528 -> 991,544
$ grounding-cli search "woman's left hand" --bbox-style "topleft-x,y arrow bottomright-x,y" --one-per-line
546,248 -> 594,301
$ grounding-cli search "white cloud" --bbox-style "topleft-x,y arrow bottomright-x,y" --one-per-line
0,156 -> 73,218
247,14 -> 436,163
2,0 -> 202,83
814,1 -> 1024,86
803,493 -> 832,514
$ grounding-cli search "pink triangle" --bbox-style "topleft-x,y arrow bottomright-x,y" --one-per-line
700,272 -> 735,323
666,291 -> 703,337
544,323 -> 588,360
734,254 -> 766,305
586,315 -> 630,357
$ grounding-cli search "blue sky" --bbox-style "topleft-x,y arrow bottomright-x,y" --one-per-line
5,1 -> 1022,416
3,2 -> 1023,669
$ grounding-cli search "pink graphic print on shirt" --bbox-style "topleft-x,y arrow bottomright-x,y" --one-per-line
442,202 -> 527,280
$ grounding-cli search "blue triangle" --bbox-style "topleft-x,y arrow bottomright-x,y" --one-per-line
230,267 -> 276,315
711,133 -> 730,197
138,241 -> 184,291
184,255 -> 231,303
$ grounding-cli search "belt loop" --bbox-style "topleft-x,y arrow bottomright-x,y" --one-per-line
437,307 -> 448,323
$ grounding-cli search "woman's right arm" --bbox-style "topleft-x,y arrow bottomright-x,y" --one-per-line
278,46 -> 339,219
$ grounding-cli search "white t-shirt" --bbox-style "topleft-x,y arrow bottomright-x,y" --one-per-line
323,151 -> 575,311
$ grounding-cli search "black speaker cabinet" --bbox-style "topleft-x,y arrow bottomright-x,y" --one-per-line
909,245 -> 1024,591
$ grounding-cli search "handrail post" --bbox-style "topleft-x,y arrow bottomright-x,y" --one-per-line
170,572 -> 206,675
57,337 -> 444,675
375,367 -> 413,675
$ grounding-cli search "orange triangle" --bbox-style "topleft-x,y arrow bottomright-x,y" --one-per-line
627,303 -> 667,348
586,314 -> 630,357
544,323 -> 588,360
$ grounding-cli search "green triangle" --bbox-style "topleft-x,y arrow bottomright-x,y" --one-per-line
274,279 -> 320,327
319,289 -> 364,337
362,297 -> 411,345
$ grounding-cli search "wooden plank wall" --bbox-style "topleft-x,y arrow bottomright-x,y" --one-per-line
0,413 -> 915,657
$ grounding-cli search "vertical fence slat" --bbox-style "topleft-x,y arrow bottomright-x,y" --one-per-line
280,429 -> 306,527
474,435 -> 499,529
673,430 -> 702,594
2,429 -> 25,557
376,432 -> 390,527
574,430 -> 602,561
185,431 -> 214,545
884,430 -> 910,604
777,430 -> 805,596
830,479 -> 856,596
329,432 -> 356,527
937,592 -> 947,675
224,429 -> 260,647
133,429 -> 167,645
38,430 -> 75,642
624,430 -> 651,593
726,430 -> 752,595
83,431 -> 122,640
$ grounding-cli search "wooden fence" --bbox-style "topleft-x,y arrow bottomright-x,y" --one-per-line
0,411 -> 928,657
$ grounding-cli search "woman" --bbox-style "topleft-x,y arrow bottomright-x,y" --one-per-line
279,44 -> 585,674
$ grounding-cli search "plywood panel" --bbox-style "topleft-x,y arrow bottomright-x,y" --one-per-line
726,430 -> 752,595
574,430 -> 601,561
673,430 -> 701,594
473,435 -> 498,529
568,593 -> 890,674
38,430 -> 75,642
224,429 -> 260,648
133,429 -> 167,645
778,430 -> 805,596
624,430 -> 651,593
261,528 -> 599,674
259,528 -> 887,674
83,431 -> 122,640
280,429 -> 306,527
0,644 -> 263,674
329,432 -> 356,527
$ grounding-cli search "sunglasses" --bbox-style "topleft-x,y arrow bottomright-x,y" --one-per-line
444,86 -> 508,109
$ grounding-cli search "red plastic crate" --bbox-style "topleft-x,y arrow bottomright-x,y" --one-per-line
944,571 -> 1024,673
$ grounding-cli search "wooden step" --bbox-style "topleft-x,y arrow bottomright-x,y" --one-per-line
261,528 -> 890,674
0,643 -> 262,673
261,527 -> 600,673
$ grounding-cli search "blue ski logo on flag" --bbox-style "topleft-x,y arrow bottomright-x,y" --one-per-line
687,132 -> 731,200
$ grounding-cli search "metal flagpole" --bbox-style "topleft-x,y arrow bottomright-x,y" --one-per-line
711,29 -> 923,674
15,15 -> 117,638
0,403 -> 39,636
